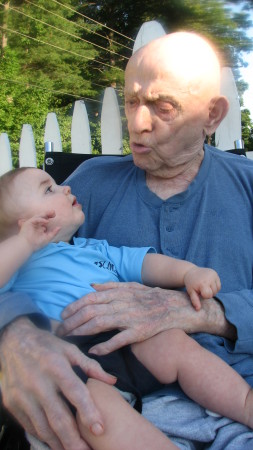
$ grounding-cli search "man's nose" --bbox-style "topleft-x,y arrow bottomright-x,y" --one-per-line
130,105 -> 153,134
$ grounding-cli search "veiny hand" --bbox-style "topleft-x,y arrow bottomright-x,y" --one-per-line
57,282 -> 207,355
58,281 -> 236,354
184,267 -> 221,311
18,211 -> 60,251
0,317 -> 116,450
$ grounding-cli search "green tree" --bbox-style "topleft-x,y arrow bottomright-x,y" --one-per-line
242,109 -> 253,151
82,0 -> 252,68
0,0 -> 109,163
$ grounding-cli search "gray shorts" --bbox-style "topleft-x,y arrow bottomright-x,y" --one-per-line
142,391 -> 253,449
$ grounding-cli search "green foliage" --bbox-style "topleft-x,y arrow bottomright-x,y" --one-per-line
90,119 -> 102,154
242,109 -> 253,151
0,47 -> 53,166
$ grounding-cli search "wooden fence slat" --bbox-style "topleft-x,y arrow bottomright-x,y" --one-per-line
0,133 -> 12,175
71,100 -> 92,154
215,67 -> 242,151
101,87 -> 123,155
44,112 -> 62,152
133,20 -> 166,53
19,124 -> 37,168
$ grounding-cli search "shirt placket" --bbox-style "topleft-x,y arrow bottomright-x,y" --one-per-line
160,203 -> 181,257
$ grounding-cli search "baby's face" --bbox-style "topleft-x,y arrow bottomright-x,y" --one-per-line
12,168 -> 85,242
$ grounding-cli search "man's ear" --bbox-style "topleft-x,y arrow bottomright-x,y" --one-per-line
204,96 -> 229,135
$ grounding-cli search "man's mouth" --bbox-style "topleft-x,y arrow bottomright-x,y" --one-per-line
130,142 -> 152,154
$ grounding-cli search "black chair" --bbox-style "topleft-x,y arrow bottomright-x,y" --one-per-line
44,151 -> 101,184
226,148 -> 246,157
0,399 -> 30,450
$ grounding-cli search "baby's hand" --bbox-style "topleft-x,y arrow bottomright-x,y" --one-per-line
18,211 -> 60,251
184,267 -> 221,311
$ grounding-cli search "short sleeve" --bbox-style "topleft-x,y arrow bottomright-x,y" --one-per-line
104,243 -> 156,283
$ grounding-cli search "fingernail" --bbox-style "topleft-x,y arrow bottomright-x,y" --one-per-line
91,422 -> 104,435
88,347 -> 98,355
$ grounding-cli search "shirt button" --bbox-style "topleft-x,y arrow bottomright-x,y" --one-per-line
166,226 -> 174,232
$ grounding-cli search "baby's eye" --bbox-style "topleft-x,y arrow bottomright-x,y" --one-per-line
45,185 -> 53,194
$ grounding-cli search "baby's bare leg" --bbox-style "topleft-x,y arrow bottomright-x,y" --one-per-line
77,378 -> 178,450
132,329 -> 253,428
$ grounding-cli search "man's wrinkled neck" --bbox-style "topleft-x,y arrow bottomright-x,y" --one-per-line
146,149 -> 204,200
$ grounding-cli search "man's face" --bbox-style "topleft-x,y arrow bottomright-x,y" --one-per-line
124,53 -> 209,178
11,169 -> 85,242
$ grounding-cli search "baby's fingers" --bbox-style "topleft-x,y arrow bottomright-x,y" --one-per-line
189,290 -> 202,311
42,210 -> 56,220
201,277 -> 221,298
199,285 -> 214,299
215,277 -> 221,293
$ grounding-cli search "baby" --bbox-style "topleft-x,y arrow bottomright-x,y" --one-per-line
0,167 -> 252,450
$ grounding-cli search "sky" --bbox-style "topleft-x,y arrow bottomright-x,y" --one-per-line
240,27 -> 253,119
232,2 -> 253,119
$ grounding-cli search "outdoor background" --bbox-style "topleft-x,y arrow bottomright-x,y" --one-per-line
0,0 -> 252,168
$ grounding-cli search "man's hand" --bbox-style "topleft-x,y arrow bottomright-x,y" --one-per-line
0,317 -> 116,450
57,282 -> 236,356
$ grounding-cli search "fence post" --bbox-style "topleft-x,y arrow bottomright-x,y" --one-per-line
0,133 -> 12,175
19,124 -> 37,167
101,87 -> 122,155
71,100 -> 92,154
215,67 -> 241,150
133,20 -> 166,53
44,112 -> 62,152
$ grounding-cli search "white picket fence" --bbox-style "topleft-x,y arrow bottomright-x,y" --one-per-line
0,21 -> 246,176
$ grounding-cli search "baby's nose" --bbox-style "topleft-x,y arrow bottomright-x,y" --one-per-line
63,185 -> 71,194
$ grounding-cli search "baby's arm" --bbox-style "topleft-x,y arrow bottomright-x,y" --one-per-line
142,254 -> 221,310
0,211 -> 60,288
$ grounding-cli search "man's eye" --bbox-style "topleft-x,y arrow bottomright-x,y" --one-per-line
45,185 -> 53,194
157,102 -> 174,112
125,99 -> 138,108
156,102 -> 179,120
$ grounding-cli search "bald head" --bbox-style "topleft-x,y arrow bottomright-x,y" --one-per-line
126,31 -> 221,100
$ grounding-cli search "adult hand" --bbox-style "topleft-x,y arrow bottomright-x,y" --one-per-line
0,317 -> 116,450
57,282 -> 236,355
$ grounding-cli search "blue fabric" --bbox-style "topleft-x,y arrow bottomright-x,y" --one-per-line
142,395 -> 253,449
0,291 -> 50,331
0,237 -> 153,321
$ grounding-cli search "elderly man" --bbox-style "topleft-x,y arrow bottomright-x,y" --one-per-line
1,31 -> 253,450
